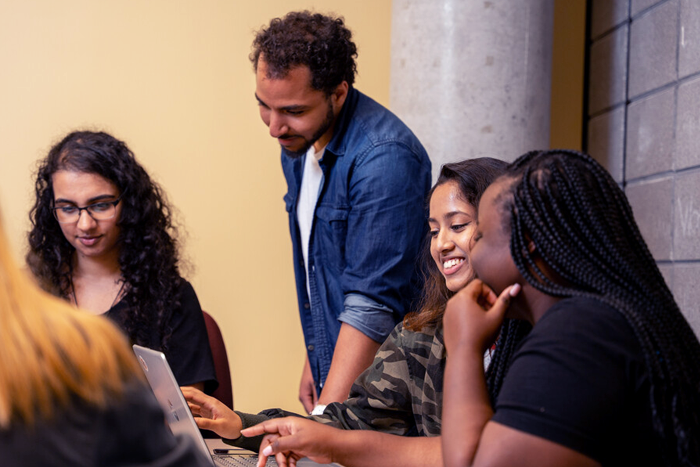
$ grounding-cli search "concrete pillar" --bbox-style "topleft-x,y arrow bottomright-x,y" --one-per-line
390,0 -> 554,174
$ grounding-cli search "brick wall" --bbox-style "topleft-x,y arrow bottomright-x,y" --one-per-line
587,0 -> 700,336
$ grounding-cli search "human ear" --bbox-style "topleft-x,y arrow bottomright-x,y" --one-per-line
331,81 -> 349,110
520,236 -> 537,257
527,240 -> 536,253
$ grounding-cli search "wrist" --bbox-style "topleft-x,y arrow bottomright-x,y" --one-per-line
447,340 -> 487,359
225,411 -> 243,439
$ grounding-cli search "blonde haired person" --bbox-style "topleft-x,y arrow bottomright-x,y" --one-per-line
0,213 -> 208,466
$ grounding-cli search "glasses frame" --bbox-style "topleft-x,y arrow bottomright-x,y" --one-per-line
52,191 -> 125,224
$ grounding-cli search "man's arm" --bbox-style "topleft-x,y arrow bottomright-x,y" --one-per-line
316,322 -> 380,406
315,145 -> 429,405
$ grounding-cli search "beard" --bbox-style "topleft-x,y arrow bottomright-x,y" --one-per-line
281,101 -> 336,159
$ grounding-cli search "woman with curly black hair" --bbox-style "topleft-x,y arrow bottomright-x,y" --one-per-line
27,130 -> 216,392
441,149 -> 700,467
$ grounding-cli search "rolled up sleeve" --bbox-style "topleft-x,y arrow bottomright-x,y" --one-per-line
338,293 -> 397,343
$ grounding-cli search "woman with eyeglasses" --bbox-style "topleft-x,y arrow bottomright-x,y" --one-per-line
27,130 -> 216,393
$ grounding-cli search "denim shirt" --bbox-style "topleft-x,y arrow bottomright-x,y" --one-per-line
282,88 -> 432,393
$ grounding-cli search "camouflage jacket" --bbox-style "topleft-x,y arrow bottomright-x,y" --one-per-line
227,323 -> 444,451
315,322 -> 444,436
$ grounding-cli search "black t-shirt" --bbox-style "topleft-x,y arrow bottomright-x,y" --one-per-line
0,382 -> 210,466
492,296 -> 662,466
106,280 -> 217,391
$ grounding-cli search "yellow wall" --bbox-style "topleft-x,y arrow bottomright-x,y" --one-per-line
0,0 -> 391,414
0,0 -> 584,415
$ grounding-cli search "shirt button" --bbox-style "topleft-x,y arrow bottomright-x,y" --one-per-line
304,303 -> 310,309
307,345 -> 315,351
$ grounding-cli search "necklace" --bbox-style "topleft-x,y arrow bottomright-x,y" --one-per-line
70,276 -> 126,311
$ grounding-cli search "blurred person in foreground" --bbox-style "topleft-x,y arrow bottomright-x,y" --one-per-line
0,209 -> 208,466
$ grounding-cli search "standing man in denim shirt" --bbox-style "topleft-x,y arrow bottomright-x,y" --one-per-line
252,11 -> 431,414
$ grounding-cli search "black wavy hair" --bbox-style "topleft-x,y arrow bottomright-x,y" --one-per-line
250,10 -> 357,94
27,130 -> 182,350
500,149 -> 700,465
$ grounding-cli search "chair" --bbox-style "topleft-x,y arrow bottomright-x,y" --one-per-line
202,311 -> 234,410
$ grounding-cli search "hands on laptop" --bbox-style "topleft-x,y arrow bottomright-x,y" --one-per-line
181,386 -> 243,440
242,418 -> 336,467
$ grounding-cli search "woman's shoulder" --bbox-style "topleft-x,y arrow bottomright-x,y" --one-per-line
392,321 -> 441,348
177,277 -> 193,289
172,278 -> 203,314
97,382 -> 210,465
531,295 -> 640,355
541,296 -> 629,330
177,277 -> 196,296
383,322 -> 444,370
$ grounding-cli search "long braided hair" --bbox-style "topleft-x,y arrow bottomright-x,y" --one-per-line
501,149 -> 700,466
27,131 -> 183,351
484,317 -> 531,405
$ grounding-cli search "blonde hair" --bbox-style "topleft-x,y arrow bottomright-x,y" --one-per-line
0,216 -> 143,428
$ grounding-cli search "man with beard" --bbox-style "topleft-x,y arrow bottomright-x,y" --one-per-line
252,11 -> 431,415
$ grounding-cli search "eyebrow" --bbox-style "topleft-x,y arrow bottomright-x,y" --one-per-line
254,93 -> 268,107
254,93 -> 307,112
54,194 -> 118,205
427,211 -> 473,223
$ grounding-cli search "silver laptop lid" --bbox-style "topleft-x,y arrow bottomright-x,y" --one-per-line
133,344 -> 217,466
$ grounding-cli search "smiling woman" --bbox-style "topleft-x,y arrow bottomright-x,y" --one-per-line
428,181 -> 477,293
26,130 -> 217,393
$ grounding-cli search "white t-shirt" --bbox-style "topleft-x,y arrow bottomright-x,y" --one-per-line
297,145 -> 325,299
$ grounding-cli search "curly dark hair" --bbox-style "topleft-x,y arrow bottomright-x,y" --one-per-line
27,130 -> 183,350
250,10 -> 357,94
500,149 -> 700,465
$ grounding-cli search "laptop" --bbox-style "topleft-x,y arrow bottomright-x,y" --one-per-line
133,345 -> 335,467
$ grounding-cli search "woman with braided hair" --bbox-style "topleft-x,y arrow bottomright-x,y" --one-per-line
442,149 -> 700,467
27,130 -> 216,392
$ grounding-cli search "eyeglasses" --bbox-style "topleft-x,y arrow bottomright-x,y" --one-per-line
52,192 -> 125,224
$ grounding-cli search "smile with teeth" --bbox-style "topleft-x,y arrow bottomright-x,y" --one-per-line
443,258 -> 464,270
